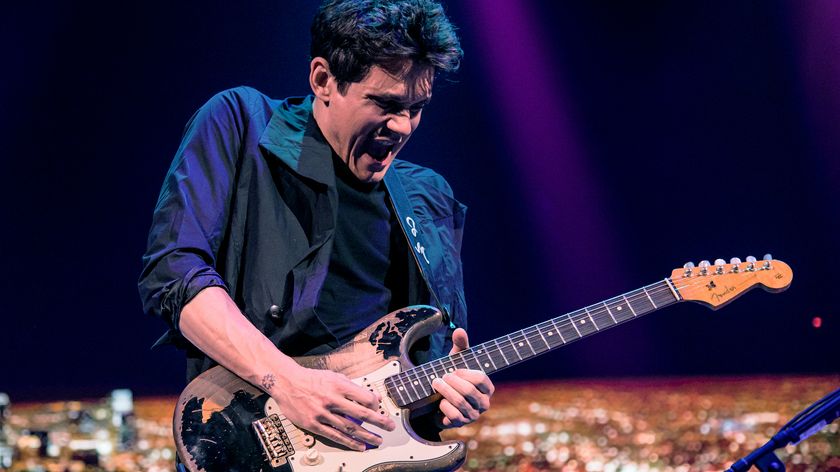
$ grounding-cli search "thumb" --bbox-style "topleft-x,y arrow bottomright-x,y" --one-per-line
449,328 -> 470,355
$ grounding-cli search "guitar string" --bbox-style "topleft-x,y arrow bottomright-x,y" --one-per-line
367,270 -> 768,402
271,268 -> 774,439
374,276 -> 722,399
375,281 -> 677,397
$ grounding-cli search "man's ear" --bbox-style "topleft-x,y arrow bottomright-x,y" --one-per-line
309,57 -> 334,103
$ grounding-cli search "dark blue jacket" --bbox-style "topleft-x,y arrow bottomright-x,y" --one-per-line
138,87 -> 467,381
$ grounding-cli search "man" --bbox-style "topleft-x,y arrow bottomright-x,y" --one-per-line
139,0 -> 493,459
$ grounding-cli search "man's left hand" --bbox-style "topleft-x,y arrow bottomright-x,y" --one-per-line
431,328 -> 495,428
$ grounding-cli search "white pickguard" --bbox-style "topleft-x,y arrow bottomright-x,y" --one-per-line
263,362 -> 461,471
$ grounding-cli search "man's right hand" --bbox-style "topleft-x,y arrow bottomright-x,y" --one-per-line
179,287 -> 395,452
267,364 -> 396,451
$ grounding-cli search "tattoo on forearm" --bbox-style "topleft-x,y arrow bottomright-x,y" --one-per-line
261,373 -> 276,391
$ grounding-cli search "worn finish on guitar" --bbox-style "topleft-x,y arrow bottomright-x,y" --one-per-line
174,306 -> 466,472
173,258 -> 793,471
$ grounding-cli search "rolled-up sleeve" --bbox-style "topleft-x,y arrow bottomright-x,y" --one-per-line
138,90 -> 246,335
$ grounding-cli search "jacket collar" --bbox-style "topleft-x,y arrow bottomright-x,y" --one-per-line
259,95 -> 335,187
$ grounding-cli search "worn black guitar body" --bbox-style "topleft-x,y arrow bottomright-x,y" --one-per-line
175,305 -> 466,472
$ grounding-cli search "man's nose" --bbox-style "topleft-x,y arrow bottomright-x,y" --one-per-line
386,111 -> 412,137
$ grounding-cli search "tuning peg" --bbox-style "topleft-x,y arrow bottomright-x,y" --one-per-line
714,259 -> 726,266
683,262 -> 695,269
730,257 -> 742,264
763,254 -> 773,261
746,256 -> 757,263
699,260 -> 710,267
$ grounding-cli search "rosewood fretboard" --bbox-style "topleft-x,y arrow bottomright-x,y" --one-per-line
384,279 -> 681,407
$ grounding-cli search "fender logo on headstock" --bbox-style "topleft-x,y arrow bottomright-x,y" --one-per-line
710,285 -> 736,302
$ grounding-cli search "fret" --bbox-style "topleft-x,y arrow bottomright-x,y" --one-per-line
576,312 -> 599,337
446,355 -> 459,374
469,348 -> 490,371
570,315 -> 583,337
384,378 -> 401,405
405,370 -> 423,400
424,362 -> 442,384
589,305 -> 614,330
621,295 -> 638,316
405,366 -> 432,400
584,307 -> 599,330
643,287 -> 657,308
507,334 -> 523,361
535,324 -> 551,350
494,338 -> 510,366
606,298 -> 633,323
522,330 -> 538,355
391,377 -> 409,405
476,344 -> 497,371
463,350 -> 482,371
604,302 -> 618,324
456,353 -> 472,369
420,362 -> 437,391
559,316 -> 581,342
384,279 -> 685,392
629,289 -> 655,314
433,359 -> 448,378
550,318 -> 568,343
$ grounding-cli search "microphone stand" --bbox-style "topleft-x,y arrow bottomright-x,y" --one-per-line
726,386 -> 840,472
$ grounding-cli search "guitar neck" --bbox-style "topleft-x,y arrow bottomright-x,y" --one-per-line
385,279 -> 681,407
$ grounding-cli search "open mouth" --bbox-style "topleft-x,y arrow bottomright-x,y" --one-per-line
366,140 -> 396,162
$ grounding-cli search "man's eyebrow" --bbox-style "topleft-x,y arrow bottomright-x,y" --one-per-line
369,94 -> 432,107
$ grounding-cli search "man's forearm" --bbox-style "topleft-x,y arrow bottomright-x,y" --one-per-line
178,286 -> 395,450
179,286 -> 301,393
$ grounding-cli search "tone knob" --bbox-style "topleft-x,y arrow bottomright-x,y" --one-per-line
301,448 -> 323,466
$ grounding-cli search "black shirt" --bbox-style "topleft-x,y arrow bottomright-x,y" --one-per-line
316,153 -> 409,345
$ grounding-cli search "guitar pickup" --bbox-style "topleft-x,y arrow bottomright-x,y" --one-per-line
253,414 -> 295,467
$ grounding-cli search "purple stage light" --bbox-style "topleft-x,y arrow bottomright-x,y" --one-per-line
463,0 -> 625,303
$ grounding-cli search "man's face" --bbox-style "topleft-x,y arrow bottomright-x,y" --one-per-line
317,61 -> 433,183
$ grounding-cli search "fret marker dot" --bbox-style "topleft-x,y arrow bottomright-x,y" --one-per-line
448,368 -> 454,372
484,363 -> 490,368
430,375 -> 436,379
518,342 -> 524,347
398,386 -> 404,391
617,306 -> 622,311
580,320 -> 586,324
548,332 -> 553,336
413,381 -> 418,385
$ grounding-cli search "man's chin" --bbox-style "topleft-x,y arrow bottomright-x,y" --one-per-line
360,156 -> 393,181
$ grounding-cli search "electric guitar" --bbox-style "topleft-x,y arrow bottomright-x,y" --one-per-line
174,256 -> 792,471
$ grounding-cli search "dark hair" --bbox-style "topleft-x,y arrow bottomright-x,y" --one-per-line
311,0 -> 463,92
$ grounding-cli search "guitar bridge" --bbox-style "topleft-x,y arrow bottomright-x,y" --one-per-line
252,414 -> 295,467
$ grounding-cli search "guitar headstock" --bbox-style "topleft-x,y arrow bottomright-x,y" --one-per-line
670,255 -> 792,309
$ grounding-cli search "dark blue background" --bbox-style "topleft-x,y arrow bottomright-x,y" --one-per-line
3,1 -> 837,401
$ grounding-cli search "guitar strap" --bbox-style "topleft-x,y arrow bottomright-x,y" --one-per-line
384,168 -> 456,329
